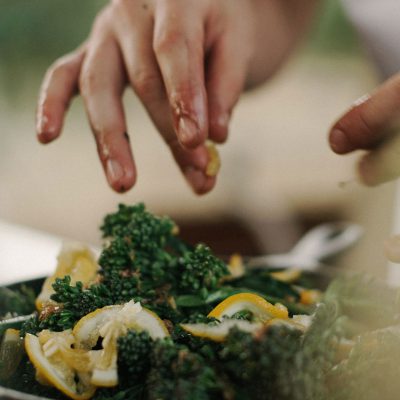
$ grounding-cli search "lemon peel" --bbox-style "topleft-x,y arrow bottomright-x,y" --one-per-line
270,269 -> 302,283
73,300 -> 169,387
181,319 -> 263,342
208,293 -> 289,322
25,332 -> 96,400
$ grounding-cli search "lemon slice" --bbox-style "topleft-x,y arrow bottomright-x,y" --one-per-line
221,254 -> 245,282
208,293 -> 288,322
36,243 -> 99,311
25,331 -> 96,400
73,301 -> 169,348
300,289 -> 322,305
266,314 -> 312,332
0,328 -> 24,380
181,320 -> 263,342
73,301 -> 169,387
270,269 -> 301,283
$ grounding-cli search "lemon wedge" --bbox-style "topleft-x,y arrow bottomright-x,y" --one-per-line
36,243 -> 99,311
25,331 -> 96,400
208,293 -> 289,322
73,301 -> 169,387
181,319 -> 263,342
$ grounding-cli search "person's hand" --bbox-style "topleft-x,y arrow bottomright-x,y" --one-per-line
36,0 -> 316,194
329,73 -> 400,186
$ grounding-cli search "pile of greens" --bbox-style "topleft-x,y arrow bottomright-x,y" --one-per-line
1,203 -> 400,400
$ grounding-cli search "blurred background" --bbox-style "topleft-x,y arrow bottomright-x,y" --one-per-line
0,0 -> 396,277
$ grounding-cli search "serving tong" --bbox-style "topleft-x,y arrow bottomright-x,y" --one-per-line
245,222 -> 363,271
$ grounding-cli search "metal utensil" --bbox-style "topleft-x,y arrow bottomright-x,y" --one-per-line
246,222 -> 363,271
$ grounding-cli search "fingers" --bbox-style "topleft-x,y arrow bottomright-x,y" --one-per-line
168,140 -> 217,194
153,2 -> 208,149
112,1 -> 214,194
329,74 -> 400,154
206,35 -> 249,143
80,34 -> 136,192
36,49 -> 85,143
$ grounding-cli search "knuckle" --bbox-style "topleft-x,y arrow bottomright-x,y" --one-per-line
153,28 -> 183,54
92,11 -> 107,30
48,57 -> 74,80
111,0 -> 131,10
91,6 -> 113,32
79,68 -> 98,95
130,68 -> 160,98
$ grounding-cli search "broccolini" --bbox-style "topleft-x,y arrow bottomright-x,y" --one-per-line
4,203 -> 397,400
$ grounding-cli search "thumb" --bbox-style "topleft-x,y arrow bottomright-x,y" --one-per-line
329,74 -> 400,155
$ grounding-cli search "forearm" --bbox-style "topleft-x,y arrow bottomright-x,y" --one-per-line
246,0 -> 319,89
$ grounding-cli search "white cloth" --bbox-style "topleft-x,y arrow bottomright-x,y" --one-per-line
341,0 -> 400,78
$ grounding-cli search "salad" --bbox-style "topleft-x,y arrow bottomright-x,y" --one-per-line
0,203 -> 399,400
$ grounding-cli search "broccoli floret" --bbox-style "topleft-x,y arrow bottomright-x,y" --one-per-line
20,277 -> 113,333
93,385 -> 146,400
98,204 -> 179,303
42,277 -> 111,331
101,203 -> 177,251
117,330 -> 154,380
51,276 -> 111,313
146,339 -> 221,400
97,204 -> 228,316
218,321 -> 337,400
177,244 -> 228,293
99,237 -> 136,272
19,314 -> 41,336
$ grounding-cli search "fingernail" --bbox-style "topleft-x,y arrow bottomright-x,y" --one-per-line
178,117 -> 199,145
330,129 -> 353,153
184,167 -> 206,192
36,113 -> 48,134
353,93 -> 371,107
106,159 -> 124,184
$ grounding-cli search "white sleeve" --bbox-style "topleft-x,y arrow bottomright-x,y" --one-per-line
341,0 -> 400,78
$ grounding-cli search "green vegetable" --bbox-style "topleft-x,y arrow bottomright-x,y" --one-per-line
3,203 -> 399,400
117,330 -> 154,380
0,285 -> 36,318
146,339 -> 221,400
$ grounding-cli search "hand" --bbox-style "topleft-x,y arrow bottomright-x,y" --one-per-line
329,73 -> 400,186
36,0 -> 316,194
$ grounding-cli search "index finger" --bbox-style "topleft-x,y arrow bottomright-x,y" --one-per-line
153,2 -> 208,149
329,74 -> 400,154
